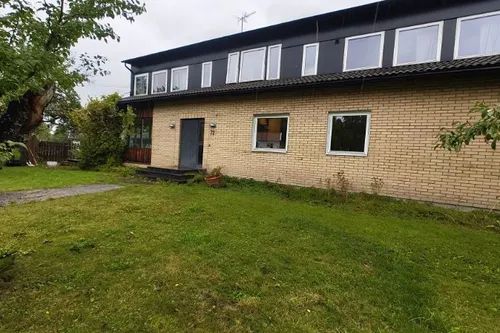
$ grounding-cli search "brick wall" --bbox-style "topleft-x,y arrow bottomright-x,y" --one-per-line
150,73 -> 500,209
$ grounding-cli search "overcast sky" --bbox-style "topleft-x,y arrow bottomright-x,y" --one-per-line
73,0 -> 379,102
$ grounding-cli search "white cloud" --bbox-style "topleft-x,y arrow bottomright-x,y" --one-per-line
74,0 -> 379,102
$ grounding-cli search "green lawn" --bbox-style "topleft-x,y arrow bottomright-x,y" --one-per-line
0,169 -> 499,332
0,166 -> 120,192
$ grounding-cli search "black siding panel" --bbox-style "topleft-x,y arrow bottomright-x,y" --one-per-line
442,19 -> 457,61
383,30 -> 396,68
189,63 -> 202,90
318,40 -> 343,74
212,58 -> 228,87
281,45 -> 303,79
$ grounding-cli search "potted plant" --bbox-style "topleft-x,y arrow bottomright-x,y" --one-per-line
205,166 -> 223,187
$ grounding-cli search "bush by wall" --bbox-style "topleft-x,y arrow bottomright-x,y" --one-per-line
71,93 -> 134,169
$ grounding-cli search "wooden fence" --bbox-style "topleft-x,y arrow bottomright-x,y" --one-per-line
26,137 -> 75,163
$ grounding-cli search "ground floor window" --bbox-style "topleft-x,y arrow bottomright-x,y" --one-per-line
327,112 -> 370,156
129,117 -> 152,149
253,115 -> 289,152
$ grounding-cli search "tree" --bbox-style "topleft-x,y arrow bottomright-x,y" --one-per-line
71,93 -> 134,169
437,102 -> 500,151
0,0 -> 146,141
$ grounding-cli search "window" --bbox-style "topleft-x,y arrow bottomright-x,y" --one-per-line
129,117 -> 152,149
253,115 -> 289,152
134,73 -> 148,96
327,112 -> 371,156
344,32 -> 384,71
394,22 -> 443,66
226,52 -> 240,83
151,70 -> 168,94
302,43 -> 319,76
201,62 -> 212,88
170,66 -> 189,92
239,47 -> 266,82
455,11 -> 500,59
267,44 -> 282,80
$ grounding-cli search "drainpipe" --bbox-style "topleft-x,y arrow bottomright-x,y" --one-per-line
124,63 -> 134,97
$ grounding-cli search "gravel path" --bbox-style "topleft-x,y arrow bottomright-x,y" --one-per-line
0,184 -> 122,207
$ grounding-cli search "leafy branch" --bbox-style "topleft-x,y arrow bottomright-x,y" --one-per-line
436,102 -> 500,151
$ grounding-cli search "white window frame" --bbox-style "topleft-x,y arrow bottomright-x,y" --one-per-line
326,112 -> 371,157
134,73 -> 149,96
393,21 -> 444,66
343,32 -> 385,72
226,52 -> 240,84
170,66 -> 189,92
454,10 -> 500,59
239,47 -> 267,83
301,43 -> 319,76
151,70 -> 168,94
266,44 -> 282,80
201,62 -> 212,88
252,114 -> 290,153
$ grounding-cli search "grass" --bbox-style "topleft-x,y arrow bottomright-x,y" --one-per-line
0,166 -> 122,192
0,169 -> 499,332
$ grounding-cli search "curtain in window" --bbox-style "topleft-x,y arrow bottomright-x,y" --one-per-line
172,69 -> 188,91
346,35 -> 381,70
152,72 -> 167,93
479,18 -> 500,55
397,25 -> 438,64
240,49 -> 265,82
303,45 -> 318,75
415,26 -> 438,62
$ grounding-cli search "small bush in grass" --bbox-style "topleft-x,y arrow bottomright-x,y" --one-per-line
370,177 -> 384,195
336,171 -> 351,200
0,249 -> 16,281
69,239 -> 96,253
188,172 -> 206,184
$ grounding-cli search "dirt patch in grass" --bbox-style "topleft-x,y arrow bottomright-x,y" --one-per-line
0,184 -> 122,206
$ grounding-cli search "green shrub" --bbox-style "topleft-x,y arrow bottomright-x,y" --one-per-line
69,239 -> 96,253
0,141 -> 26,168
0,249 -> 16,279
71,93 -> 135,169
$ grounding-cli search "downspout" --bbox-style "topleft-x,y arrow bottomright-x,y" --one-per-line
124,63 -> 134,97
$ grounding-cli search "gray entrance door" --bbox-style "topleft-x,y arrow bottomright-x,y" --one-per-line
179,118 -> 204,169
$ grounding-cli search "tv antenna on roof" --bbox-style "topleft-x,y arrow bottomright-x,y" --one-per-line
237,11 -> 256,32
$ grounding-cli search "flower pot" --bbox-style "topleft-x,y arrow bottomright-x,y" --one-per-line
205,175 -> 222,187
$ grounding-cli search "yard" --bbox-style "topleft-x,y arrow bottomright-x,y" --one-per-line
0,167 -> 499,332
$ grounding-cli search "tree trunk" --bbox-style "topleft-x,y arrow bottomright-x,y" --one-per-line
0,85 -> 55,142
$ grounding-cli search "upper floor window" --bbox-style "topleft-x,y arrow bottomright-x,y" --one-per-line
267,44 -> 282,80
134,73 -> 148,96
344,32 -> 384,71
302,43 -> 319,76
239,47 -> 267,82
394,22 -> 443,66
171,66 -> 189,92
151,70 -> 168,94
201,62 -> 212,88
327,112 -> 371,156
226,52 -> 240,84
455,11 -> 500,59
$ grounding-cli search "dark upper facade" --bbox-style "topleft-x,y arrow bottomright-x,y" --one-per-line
121,0 -> 500,103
